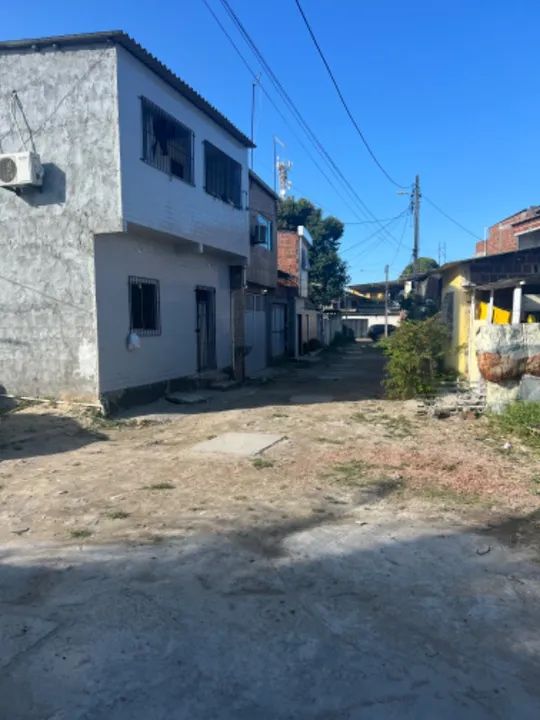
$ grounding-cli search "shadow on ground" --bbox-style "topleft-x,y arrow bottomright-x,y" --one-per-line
0,412 -> 108,461
1,509 -> 539,719
119,343 -> 387,420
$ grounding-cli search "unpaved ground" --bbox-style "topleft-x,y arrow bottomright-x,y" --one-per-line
1,344 -> 540,718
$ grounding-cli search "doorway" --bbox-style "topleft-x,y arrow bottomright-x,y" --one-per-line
196,287 -> 216,371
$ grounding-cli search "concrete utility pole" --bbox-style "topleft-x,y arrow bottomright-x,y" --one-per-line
412,174 -> 421,274
384,264 -> 389,337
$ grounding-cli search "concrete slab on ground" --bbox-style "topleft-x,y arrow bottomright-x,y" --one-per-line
191,432 -> 284,457
289,394 -> 334,404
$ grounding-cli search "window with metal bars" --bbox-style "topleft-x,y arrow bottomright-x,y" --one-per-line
129,276 -> 161,335
204,141 -> 242,208
141,97 -> 194,183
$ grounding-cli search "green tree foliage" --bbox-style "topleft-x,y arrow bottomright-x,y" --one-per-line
277,197 -> 349,306
400,257 -> 439,278
380,316 -> 449,399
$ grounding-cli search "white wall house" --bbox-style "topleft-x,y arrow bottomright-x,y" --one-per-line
0,32 -> 253,407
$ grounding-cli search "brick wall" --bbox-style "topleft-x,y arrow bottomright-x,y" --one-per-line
478,208 -> 540,256
277,230 -> 299,287
470,247 -> 540,285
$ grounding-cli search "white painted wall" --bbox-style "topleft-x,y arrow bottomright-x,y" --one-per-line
94,233 -> 232,393
116,47 -> 250,259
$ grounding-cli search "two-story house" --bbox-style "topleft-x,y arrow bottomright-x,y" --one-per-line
243,171 -> 279,377
277,226 -> 320,354
0,31 -> 253,408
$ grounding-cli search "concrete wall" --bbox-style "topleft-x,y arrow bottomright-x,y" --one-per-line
440,264 -> 471,376
0,45 -> 122,400
476,324 -> 540,410
94,233 -> 232,395
116,47 -> 249,260
247,176 -> 277,288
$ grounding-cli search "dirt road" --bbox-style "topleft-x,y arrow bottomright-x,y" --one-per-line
1,343 -> 540,718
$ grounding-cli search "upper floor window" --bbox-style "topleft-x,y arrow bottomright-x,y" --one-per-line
252,213 -> 273,249
141,97 -> 194,183
204,141 -> 242,208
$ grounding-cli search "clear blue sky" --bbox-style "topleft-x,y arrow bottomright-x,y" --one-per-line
3,1 -> 540,282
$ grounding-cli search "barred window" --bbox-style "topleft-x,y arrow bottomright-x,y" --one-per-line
204,141 -> 242,208
129,276 -> 161,335
141,97 -> 194,183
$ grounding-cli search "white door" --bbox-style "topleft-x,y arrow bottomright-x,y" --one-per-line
245,293 -> 267,376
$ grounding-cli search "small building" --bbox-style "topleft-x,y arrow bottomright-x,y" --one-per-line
424,247 -> 540,408
344,283 -> 402,338
277,226 -> 320,355
0,31 -> 254,408
244,171 -> 279,376
476,207 -> 540,256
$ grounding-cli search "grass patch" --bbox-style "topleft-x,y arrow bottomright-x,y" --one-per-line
107,510 -> 130,519
252,457 -> 274,469
316,436 -> 344,445
70,528 -> 93,539
330,460 -> 373,486
145,482 -> 174,490
351,412 -> 369,422
272,412 -> 288,418
490,402 -> 540,449
415,485 -> 480,505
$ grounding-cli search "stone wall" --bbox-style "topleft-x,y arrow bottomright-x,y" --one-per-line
476,324 -> 540,410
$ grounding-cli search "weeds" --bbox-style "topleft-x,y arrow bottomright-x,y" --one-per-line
330,460 -> 372,486
316,437 -> 344,445
70,529 -> 93,539
252,457 -> 274,469
107,510 -> 130,519
490,402 -> 540,449
145,482 -> 174,490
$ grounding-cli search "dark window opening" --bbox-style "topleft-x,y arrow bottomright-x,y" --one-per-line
142,97 -> 194,183
204,141 -> 242,208
129,276 -> 160,335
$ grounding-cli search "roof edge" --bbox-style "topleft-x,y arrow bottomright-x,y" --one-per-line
0,30 -> 255,149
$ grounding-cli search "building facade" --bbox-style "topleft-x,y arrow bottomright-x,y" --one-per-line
0,32 -> 253,406
244,171 -> 279,376
277,226 -> 320,354
476,207 -> 540,256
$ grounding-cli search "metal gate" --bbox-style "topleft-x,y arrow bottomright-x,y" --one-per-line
196,287 -> 216,371
244,293 -> 267,376
271,303 -> 287,358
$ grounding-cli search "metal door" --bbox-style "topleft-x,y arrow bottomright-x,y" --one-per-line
196,288 -> 216,371
271,303 -> 287,358
244,293 -> 267,376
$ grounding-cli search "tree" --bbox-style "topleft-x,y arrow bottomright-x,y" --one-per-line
400,257 -> 439,278
277,197 -> 349,306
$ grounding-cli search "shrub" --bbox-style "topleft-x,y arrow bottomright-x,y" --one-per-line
380,315 -> 449,399
491,401 -> 540,448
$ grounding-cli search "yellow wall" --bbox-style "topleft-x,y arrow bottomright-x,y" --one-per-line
440,264 -> 471,377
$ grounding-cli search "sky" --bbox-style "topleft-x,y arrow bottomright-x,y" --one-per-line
3,0 -> 540,282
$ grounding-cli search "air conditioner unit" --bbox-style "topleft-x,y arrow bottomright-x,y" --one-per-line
0,152 -> 43,188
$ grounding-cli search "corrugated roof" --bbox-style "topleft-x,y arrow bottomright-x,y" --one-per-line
0,30 -> 254,148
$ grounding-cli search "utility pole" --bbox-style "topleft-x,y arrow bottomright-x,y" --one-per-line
384,264 -> 389,337
250,75 -> 260,170
412,174 -> 421,274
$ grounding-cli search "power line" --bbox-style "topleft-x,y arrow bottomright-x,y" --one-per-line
423,195 -> 481,240
216,0 -> 400,247
389,210 -> 412,267
294,0 -> 406,189
342,209 -> 409,254
202,0 -> 377,224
